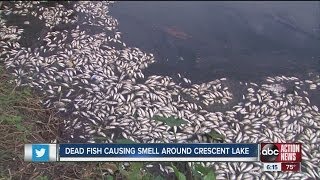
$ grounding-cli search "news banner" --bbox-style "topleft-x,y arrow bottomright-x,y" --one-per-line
25,143 -> 301,172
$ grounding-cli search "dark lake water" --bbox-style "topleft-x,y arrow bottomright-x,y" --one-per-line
110,1 -> 320,83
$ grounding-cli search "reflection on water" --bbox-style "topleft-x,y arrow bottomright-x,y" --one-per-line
110,1 -> 320,82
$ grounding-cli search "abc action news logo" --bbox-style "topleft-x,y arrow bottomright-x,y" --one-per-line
260,143 -> 301,162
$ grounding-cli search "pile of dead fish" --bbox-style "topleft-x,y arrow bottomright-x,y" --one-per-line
0,1 -> 319,179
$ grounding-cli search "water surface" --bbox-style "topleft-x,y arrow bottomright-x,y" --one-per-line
110,1 -> 320,82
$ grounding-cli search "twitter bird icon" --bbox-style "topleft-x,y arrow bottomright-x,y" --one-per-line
32,144 -> 49,162
35,148 -> 46,157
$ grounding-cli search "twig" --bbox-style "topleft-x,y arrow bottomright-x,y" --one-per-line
10,84 -> 17,95
12,106 -> 53,111
8,168 -> 12,180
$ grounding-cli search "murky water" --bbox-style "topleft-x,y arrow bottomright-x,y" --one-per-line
110,1 -> 320,83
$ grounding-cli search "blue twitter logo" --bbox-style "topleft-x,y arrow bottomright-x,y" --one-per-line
32,144 -> 49,162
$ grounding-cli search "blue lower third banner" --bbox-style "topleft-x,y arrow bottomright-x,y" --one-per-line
59,143 -> 259,162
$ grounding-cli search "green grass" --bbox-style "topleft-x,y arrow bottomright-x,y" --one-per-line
0,66 -> 53,178
0,76 -> 33,142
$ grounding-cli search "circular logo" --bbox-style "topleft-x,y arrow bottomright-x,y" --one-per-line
261,144 -> 279,162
